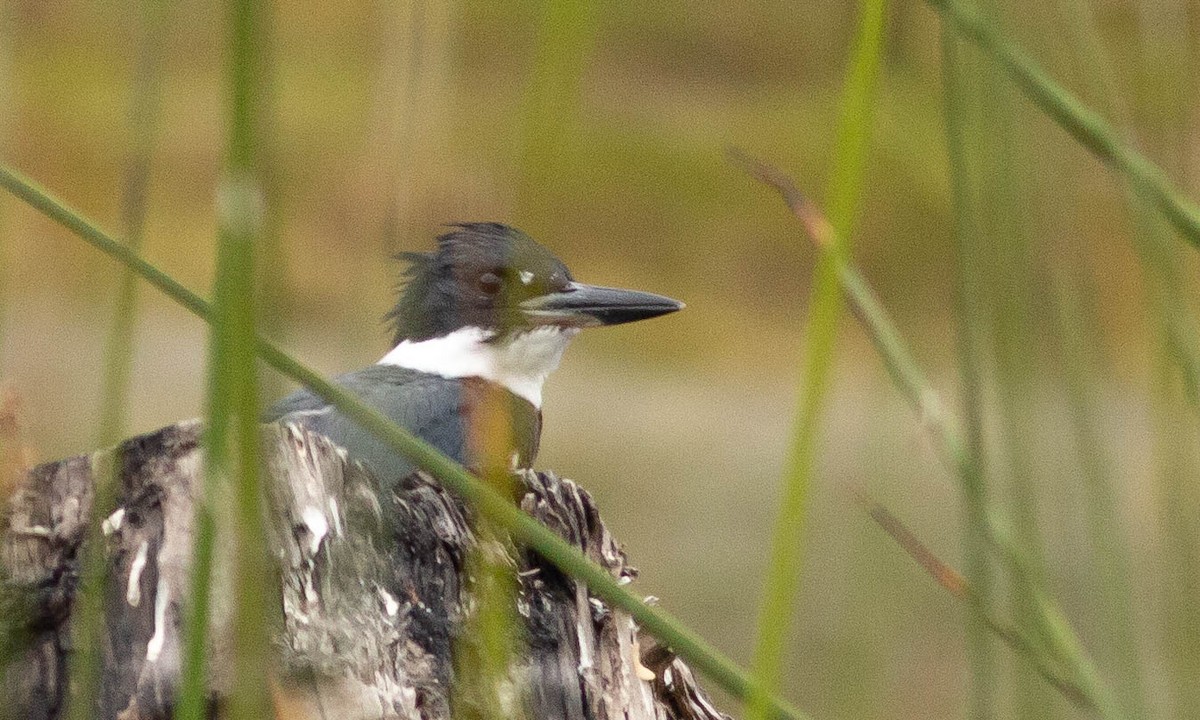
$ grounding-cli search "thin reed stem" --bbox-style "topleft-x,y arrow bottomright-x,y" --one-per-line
178,0 -> 273,717
65,3 -> 172,717
746,1 -> 887,717
1053,276 -> 1149,718
0,2 -> 9,379
96,0 -> 171,449
859,495 -> 1091,709
946,0 -> 1054,714
941,27 -> 996,720
514,0 -> 597,228
1048,2 -> 1191,713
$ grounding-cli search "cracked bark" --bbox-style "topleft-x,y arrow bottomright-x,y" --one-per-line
0,421 -> 730,720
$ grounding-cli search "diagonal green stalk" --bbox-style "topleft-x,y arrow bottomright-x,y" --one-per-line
0,164 -> 814,720
745,1 -> 886,717
735,154 -> 1125,720
940,27 -> 996,720
924,0 -> 1200,250
178,0 -> 272,718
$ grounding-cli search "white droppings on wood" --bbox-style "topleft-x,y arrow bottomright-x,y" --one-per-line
9,524 -> 52,538
145,577 -> 170,663
327,497 -> 343,536
301,506 -> 328,555
576,616 -> 594,674
378,588 -> 400,617
102,507 -> 125,536
631,635 -> 655,681
127,540 -> 149,607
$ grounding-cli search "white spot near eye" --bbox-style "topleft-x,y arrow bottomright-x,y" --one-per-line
519,270 -> 535,285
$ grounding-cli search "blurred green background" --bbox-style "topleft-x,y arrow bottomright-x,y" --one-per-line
3,0 -> 1200,717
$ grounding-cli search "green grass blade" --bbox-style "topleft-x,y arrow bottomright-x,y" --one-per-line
1053,275 -> 1149,718
940,27 -> 996,720
64,4 -> 172,717
514,0 -> 598,227
0,164 -> 815,720
948,1 -> 1054,715
177,0 -> 272,717
745,1 -> 887,717
252,9 -> 286,404
62,449 -> 118,720
175,504 -> 216,720
452,2 -> 602,710
1040,4 -> 1157,714
1152,363 -> 1200,718
96,0 -> 172,449
925,0 -> 1200,250
0,1 -> 9,378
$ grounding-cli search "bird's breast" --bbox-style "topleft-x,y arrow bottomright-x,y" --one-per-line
458,376 -> 543,473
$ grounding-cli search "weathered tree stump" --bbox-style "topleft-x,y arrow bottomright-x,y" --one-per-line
0,420 -> 730,720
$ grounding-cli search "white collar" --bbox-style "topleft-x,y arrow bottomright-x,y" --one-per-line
378,326 -> 579,408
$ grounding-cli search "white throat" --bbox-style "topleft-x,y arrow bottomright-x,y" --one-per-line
378,326 -> 579,408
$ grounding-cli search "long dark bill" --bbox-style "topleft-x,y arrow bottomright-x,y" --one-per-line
521,282 -> 684,327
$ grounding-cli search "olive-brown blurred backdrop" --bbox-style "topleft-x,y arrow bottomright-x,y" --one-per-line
3,0 -> 1198,717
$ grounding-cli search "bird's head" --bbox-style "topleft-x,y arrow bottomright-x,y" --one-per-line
387,223 -> 683,344
381,223 -> 683,407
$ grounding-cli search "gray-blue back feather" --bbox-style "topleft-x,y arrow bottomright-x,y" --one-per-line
265,366 -> 541,489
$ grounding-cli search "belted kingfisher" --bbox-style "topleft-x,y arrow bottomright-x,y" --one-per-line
265,222 -> 683,487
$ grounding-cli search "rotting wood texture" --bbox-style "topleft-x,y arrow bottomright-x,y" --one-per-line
0,420 -> 730,720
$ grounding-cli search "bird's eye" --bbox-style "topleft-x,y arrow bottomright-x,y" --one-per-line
478,271 -> 502,295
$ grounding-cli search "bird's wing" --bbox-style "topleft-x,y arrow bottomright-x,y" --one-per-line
264,366 -> 468,487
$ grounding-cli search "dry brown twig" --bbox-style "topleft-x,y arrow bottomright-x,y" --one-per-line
855,492 -> 1090,707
